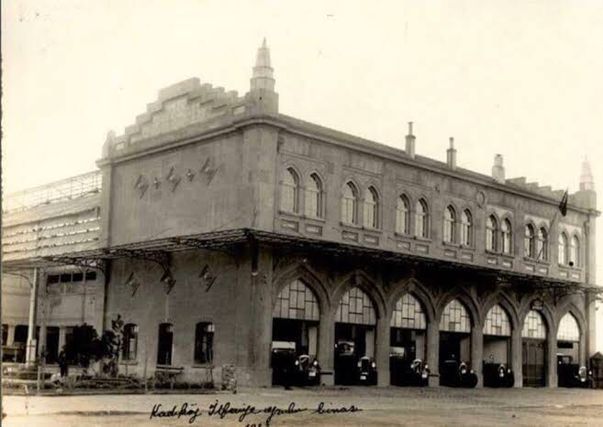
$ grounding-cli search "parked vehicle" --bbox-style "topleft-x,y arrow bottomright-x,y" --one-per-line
295,354 -> 321,386
440,359 -> 478,387
334,340 -> 357,385
271,341 -> 297,386
558,355 -> 593,388
483,363 -> 514,388
390,347 -> 429,386
357,356 -> 377,385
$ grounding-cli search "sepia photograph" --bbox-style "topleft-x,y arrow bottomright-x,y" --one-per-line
1,1 -> 602,426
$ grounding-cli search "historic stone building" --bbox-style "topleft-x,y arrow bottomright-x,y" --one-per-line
2,41 -> 599,388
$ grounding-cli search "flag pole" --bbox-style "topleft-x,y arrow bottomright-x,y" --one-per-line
535,189 -> 567,261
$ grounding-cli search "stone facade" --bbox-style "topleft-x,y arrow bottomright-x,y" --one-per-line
2,41 -> 598,388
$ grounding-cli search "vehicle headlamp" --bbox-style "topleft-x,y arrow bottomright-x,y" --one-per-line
371,362 -> 376,368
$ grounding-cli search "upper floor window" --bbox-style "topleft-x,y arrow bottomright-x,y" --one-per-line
501,218 -> 512,254
524,224 -> 536,258
570,235 -> 580,267
536,227 -> 548,261
460,209 -> 472,246
281,168 -> 299,213
122,323 -> 138,361
304,173 -> 323,218
558,232 -> 568,265
443,205 -> 456,243
415,199 -> 429,238
194,322 -> 214,364
341,182 -> 358,224
395,195 -> 410,234
486,215 -> 498,251
363,187 -> 379,229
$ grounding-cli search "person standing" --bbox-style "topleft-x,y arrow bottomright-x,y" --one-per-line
58,347 -> 68,378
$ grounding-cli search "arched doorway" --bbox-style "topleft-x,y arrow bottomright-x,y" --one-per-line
334,287 -> 377,385
439,299 -> 472,386
271,279 -> 320,385
522,310 -> 547,387
390,293 -> 427,386
482,304 -> 512,387
556,313 -> 581,387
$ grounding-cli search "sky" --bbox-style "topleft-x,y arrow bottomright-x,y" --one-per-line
2,0 -> 603,349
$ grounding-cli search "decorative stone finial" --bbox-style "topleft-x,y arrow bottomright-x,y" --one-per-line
579,157 -> 595,191
250,38 -> 275,91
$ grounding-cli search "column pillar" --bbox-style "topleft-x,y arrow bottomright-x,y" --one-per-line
7,325 -> 16,346
375,316 -> 390,387
38,325 -> 48,358
471,323 -> 484,388
248,243 -> 273,387
511,328 -> 523,387
25,267 -> 39,365
426,321 -> 440,386
318,309 -> 334,386
547,330 -> 558,388
58,326 -> 66,352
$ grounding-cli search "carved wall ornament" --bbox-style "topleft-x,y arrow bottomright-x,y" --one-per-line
199,157 -> 219,185
476,190 -> 487,208
125,272 -> 141,297
153,177 -> 161,189
134,175 -> 149,198
186,168 -> 196,182
166,167 -> 182,192
200,264 -> 217,292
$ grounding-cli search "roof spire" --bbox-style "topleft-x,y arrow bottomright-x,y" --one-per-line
580,156 -> 595,191
250,38 -> 275,91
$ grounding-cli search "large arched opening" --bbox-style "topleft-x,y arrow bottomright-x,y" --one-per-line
389,293 -> 427,386
334,286 -> 377,385
521,310 -> 548,387
439,299 -> 472,386
482,304 -> 513,387
271,279 -> 320,385
556,312 -> 581,387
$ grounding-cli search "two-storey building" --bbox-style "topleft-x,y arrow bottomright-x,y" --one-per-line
2,40 -> 598,388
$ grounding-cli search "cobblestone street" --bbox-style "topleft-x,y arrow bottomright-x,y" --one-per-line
3,386 -> 603,426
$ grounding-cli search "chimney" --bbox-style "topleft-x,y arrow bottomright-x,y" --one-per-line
492,154 -> 505,184
405,122 -> 416,159
447,137 -> 457,170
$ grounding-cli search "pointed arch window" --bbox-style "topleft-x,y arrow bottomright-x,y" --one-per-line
363,186 -> 379,229
486,215 -> 498,251
395,195 -> 410,234
305,173 -> 323,218
557,313 -> 580,342
439,299 -> 471,333
524,224 -> 536,258
341,182 -> 358,224
415,199 -> 429,238
281,168 -> 299,213
536,227 -> 548,261
443,205 -> 456,243
460,209 -> 472,246
273,279 -> 319,321
522,310 -> 546,339
483,305 -> 511,336
501,218 -> 512,254
570,235 -> 580,267
336,287 -> 376,325
391,294 -> 426,329
558,232 -> 568,265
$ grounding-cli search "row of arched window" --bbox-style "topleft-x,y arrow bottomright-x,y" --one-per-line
280,168 -> 581,267
274,279 -> 582,342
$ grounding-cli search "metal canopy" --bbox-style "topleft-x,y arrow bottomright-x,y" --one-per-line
0,227 -> 593,295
